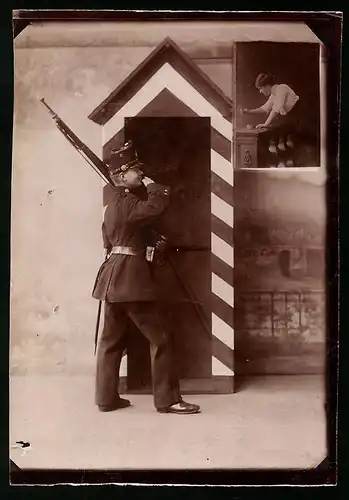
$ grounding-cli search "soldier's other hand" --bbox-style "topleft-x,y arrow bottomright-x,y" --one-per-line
155,238 -> 168,252
142,176 -> 155,186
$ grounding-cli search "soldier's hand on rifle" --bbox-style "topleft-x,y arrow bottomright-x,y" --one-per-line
155,235 -> 168,253
142,176 -> 155,186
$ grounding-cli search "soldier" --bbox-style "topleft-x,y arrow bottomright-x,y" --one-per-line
92,141 -> 201,415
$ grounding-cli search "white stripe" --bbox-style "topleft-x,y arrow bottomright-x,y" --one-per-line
211,149 -> 234,186
212,273 -> 234,307
212,313 -> 234,350
103,62 -> 231,144
120,354 -> 127,377
211,233 -> 234,269
211,193 -> 234,228
212,356 -> 234,376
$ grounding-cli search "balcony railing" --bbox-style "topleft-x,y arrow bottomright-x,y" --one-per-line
235,128 -> 319,169
235,290 -> 325,340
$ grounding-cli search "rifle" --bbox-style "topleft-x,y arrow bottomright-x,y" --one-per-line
40,98 -> 113,186
40,98 -> 212,352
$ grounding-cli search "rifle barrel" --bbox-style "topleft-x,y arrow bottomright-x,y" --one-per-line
40,97 -> 57,118
39,97 -> 113,184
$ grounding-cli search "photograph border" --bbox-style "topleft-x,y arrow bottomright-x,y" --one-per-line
7,9 -> 341,487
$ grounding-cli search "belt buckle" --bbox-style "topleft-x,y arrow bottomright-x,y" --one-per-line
146,246 -> 155,262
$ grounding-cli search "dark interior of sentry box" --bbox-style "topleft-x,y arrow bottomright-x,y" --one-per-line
124,117 -> 212,391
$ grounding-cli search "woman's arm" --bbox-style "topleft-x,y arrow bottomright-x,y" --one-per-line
258,109 -> 280,128
241,107 -> 266,115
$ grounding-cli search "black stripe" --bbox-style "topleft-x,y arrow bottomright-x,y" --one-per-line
211,254 -> 234,288
135,88 -> 198,118
211,129 -> 231,161
211,214 -> 234,246
211,172 -> 234,206
212,294 -> 234,329
212,337 -> 234,371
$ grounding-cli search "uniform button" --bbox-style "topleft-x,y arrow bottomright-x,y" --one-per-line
164,189 -> 169,195
125,188 -> 130,193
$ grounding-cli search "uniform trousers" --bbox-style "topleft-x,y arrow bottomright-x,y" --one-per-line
95,301 -> 181,409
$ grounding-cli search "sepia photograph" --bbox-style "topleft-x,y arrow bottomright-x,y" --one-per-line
9,12 -> 340,485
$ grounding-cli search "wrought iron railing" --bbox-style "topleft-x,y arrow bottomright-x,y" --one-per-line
235,290 -> 325,340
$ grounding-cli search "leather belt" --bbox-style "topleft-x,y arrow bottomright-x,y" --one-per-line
111,246 -> 142,256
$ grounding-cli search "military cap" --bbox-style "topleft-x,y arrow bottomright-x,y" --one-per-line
108,140 -> 143,176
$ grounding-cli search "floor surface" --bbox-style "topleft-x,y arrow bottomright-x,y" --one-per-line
10,375 -> 327,471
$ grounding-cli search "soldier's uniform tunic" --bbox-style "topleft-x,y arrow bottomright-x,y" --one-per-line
92,182 -> 181,410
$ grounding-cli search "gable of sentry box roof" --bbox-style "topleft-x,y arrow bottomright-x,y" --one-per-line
88,37 -> 233,126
